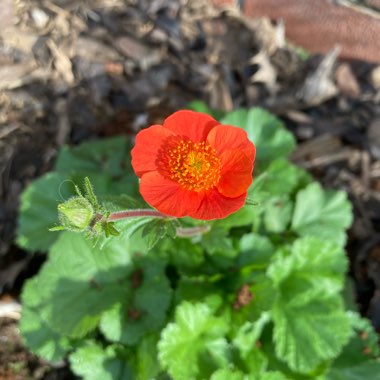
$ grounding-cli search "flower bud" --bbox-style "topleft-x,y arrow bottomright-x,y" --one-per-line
58,197 -> 94,232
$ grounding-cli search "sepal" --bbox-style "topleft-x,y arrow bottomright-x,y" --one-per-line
57,196 -> 95,232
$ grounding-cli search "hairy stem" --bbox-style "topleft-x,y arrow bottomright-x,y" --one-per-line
108,209 -> 167,221
176,225 -> 211,237
106,209 -> 210,238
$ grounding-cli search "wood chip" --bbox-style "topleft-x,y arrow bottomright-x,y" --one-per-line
335,62 -> 361,98
0,0 -> 15,31
114,35 -> 152,61
297,46 -> 340,106
47,39 -> 75,84
249,51 -> 278,93
208,72 -> 234,111
370,65 -> 380,89
0,301 -> 21,320
368,118 -> 380,159
291,133 -> 342,163
0,62 -> 38,90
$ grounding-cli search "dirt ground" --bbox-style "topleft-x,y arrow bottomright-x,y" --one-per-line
1,0 -> 380,378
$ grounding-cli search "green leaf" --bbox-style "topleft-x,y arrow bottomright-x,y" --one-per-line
174,278 -> 221,305
256,158 -> 311,196
233,312 -> 271,359
55,137 -> 131,177
210,368 -> 244,380
345,312 -> 379,357
70,342 -> 134,380
98,216 -> 159,251
261,372 -> 290,380
291,182 -> 353,246
17,136 -> 140,252
21,231 -> 135,338
17,173 -> 75,251
141,219 -> 170,250
19,301 -> 71,362
263,196 -> 293,233
136,334 -> 161,380
268,238 -> 351,373
201,225 -> 236,257
268,237 -> 348,302
272,296 -> 351,374
230,312 -> 271,378
215,205 -> 260,230
237,233 -> 274,269
325,312 -> 380,380
221,108 -> 296,163
100,258 -> 172,345
158,301 -> 230,380
326,361 -> 380,380
166,238 -> 205,272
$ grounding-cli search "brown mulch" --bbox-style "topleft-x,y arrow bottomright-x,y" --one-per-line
0,316 -> 75,380
0,0 -> 380,377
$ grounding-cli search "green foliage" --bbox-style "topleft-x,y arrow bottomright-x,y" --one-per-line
18,103 -> 378,379
291,182 -> 353,246
17,172 -> 74,251
210,368 -> 245,380
100,258 -> 172,345
19,304 -> 72,362
21,232 -> 134,341
69,342 -> 134,380
17,137 -> 138,251
268,238 -> 351,373
325,312 -> 380,380
158,301 -> 230,379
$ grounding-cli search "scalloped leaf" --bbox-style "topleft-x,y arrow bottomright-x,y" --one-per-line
272,296 -> 351,374
255,158 -> 311,196
20,232 -> 135,339
17,173 -> 75,251
158,302 -> 230,380
268,237 -> 348,302
210,368 -> 244,380
326,312 -> 380,380
19,301 -> 71,362
69,342 -> 134,380
17,136 -> 139,252
291,182 -> 353,246
100,258 -> 172,345
268,238 -> 351,373
326,361 -> 380,380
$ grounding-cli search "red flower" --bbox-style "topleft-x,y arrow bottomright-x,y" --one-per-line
131,110 -> 256,220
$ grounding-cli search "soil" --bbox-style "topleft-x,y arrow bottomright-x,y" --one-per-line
0,0 -> 380,378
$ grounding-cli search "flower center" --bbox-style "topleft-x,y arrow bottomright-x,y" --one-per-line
168,140 -> 221,191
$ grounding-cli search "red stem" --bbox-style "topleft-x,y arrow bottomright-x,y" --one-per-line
108,209 -> 167,221
176,225 -> 210,237
107,209 -> 210,237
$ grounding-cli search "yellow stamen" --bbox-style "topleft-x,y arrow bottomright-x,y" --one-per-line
167,140 -> 221,191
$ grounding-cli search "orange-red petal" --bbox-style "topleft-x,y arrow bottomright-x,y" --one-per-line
131,125 -> 175,177
139,171 -> 202,217
189,189 -> 247,220
217,150 -> 253,197
206,124 -> 256,159
163,110 -> 219,142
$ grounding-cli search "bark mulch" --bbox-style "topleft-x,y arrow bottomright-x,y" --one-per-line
0,0 -> 379,378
